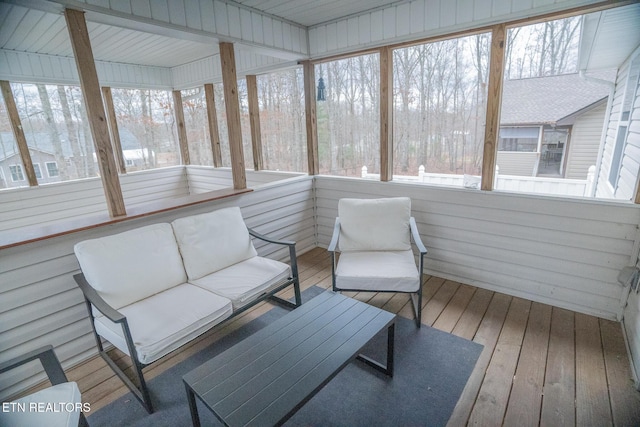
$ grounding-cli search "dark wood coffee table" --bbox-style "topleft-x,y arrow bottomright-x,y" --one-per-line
183,290 -> 395,427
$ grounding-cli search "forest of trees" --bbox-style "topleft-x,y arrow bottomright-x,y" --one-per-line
0,15 -> 583,189
315,16 -> 581,178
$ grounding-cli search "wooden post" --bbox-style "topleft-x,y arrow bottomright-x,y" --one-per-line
65,8 -> 126,217
302,60 -> 319,175
246,75 -> 263,171
481,24 -> 507,191
173,90 -> 190,165
0,80 -> 38,186
102,87 -> 126,174
204,83 -> 222,167
380,46 -> 393,182
219,42 -> 247,190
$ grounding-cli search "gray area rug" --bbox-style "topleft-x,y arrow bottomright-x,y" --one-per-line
88,287 -> 483,426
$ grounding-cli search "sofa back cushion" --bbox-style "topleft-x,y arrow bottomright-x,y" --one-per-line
338,197 -> 412,252
171,207 -> 257,280
74,223 -> 187,310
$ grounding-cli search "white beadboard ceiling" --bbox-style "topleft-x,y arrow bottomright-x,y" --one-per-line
0,0 -> 402,70
233,0 -> 406,27
0,0 -> 638,74
0,3 -> 217,68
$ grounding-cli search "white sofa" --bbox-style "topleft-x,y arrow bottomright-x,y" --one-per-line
73,206 -> 301,413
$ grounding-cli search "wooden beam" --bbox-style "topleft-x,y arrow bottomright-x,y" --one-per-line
0,80 -> 38,186
101,87 -> 126,174
302,61 -> 319,175
481,24 -> 506,191
246,75 -> 263,171
380,46 -> 393,182
204,83 -> 222,167
172,90 -> 190,165
65,8 -> 125,217
219,42 -> 246,190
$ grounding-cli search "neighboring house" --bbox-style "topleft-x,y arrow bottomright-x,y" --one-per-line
0,128 -> 151,188
498,72 -> 611,178
0,138 -> 63,189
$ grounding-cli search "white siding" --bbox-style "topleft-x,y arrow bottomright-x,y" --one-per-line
624,289 -> 640,388
566,102 -> 607,180
596,51 -> 640,200
496,152 -> 539,176
308,0 -> 603,57
315,176 -> 640,320
0,175 -> 315,400
186,166 -> 304,194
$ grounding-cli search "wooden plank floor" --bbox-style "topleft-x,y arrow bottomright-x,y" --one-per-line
52,248 -> 640,425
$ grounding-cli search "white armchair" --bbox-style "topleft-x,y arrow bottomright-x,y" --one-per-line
328,197 -> 427,327
0,345 -> 89,427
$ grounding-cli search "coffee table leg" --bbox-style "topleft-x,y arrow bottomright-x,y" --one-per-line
356,320 -> 395,377
386,322 -> 395,376
184,382 -> 201,427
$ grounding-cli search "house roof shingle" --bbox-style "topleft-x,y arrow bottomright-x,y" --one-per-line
500,72 -> 612,126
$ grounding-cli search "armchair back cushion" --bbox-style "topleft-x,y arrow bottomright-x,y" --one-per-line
74,223 -> 187,310
172,207 -> 258,280
338,197 -> 412,252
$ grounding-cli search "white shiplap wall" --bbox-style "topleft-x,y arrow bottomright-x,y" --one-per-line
308,0 -> 603,58
315,176 -> 640,320
0,167 -> 189,233
0,175 -> 315,400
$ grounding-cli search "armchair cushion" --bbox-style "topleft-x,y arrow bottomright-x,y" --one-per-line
94,284 -> 232,364
74,223 -> 187,310
190,256 -> 290,309
172,207 -> 258,280
338,197 -> 412,252
335,250 -> 420,292
3,382 -> 81,427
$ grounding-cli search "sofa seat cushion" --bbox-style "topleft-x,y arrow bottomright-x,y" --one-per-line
335,250 -> 420,292
190,256 -> 290,309
3,382 -> 82,427
94,284 -> 232,365
74,223 -> 187,310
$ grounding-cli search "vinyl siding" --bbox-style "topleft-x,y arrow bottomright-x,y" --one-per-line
566,102 -> 607,180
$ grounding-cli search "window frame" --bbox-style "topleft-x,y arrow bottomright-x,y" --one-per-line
9,164 -> 25,182
45,161 -> 59,178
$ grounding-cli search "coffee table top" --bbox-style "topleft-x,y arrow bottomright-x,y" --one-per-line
183,290 -> 395,427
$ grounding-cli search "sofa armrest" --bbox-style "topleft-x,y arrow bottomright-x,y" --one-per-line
248,228 -> 295,247
328,217 -> 341,253
248,227 -> 299,277
73,273 -> 125,324
409,217 -> 427,255
0,345 -> 68,386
